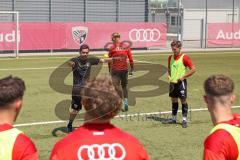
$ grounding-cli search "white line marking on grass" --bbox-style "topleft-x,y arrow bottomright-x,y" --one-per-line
0,60 -> 156,71
0,56 -> 73,61
1,51 -> 239,61
14,120 -> 67,127
13,106 -> 240,127
134,60 -> 160,64
0,67 -> 68,71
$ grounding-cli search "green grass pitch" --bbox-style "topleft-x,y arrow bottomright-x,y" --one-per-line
0,51 -> 240,160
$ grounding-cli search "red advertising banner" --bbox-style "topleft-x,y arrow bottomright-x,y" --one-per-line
208,23 -> 240,47
0,22 -> 166,50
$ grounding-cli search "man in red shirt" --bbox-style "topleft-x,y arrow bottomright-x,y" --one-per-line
0,76 -> 38,160
203,74 -> 240,160
167,40 -> 196,128
50,76 -> 150,160
108,32 -> 134,112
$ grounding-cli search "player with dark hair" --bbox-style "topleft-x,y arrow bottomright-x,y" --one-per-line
0,76 -> 38,160
67,44 -> 117,132
203,74 -> 240,160
167,40 -> 196,128
108,32 -> 134,112
50,76 -> 150,160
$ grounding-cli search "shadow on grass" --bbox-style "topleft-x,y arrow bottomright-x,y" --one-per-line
146,116 -> 182,125
52,126 -> 78,137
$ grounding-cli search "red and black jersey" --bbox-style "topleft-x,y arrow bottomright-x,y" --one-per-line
108,43 -> 134,71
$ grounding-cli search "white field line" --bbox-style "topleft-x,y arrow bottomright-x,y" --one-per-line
0,60 -> 155,71
0,51 -> 240,61
134,60 -> 159,64
13,106 -> 240,127
0,67 -> 68,71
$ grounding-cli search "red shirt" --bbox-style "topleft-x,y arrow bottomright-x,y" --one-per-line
108,44 -> 134,71
168,52 -> 194,69
204,114 -> 240,160
50,123 -> 150,160
0,124 -> 38,160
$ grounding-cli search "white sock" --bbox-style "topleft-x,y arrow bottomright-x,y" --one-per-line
182,117 -> 187,121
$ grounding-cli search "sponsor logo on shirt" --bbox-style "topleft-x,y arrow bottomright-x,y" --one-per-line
77,143 -> 126,160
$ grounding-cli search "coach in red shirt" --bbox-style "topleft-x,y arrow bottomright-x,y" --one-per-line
50,76 -> 150,160
203,74 -> 240,160
0,76 -> 38,160
108,32 -> 134,112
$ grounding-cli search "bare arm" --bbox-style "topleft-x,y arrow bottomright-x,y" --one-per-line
179,65 -> 196,82
99,57 -> 125,63
68,61 -> 75,67
127,49 -> 134,75
99,58 -> 113,63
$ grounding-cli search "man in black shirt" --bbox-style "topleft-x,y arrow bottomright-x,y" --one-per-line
67,44 -> 113,132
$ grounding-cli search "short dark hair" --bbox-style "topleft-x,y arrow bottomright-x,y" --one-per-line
79,44 -> 90,52
204,74 -> 234,97
81,76 -> 122,120
0,76 -> 25,107
111,32 -> 120,38
171,40 -> 182,48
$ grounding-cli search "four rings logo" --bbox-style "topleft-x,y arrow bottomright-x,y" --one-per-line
72,26 -> 88,46
129,28 -> 161,42
78,143 -> 126,160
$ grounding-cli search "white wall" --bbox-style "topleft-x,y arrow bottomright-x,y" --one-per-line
183,9 -> 239,41
184,9 -> 239,23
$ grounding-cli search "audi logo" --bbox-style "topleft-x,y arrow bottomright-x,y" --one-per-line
77,143 -> 126,160
129,28 -> 161,42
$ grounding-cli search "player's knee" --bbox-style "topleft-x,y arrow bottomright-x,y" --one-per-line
180,98 -> 187,104
71,109 -> 80,114
171,98 -> 178,103
121,83 -> 127,88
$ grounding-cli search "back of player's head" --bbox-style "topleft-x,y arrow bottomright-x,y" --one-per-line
171,40 -> 182,48
0,76 -> 26,108
79,44 -> 90,53
81,76 -> 122,121
204,74 -> 234,97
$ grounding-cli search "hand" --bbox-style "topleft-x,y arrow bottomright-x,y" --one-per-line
177,77 -> 184,83
129,69 -> 134,76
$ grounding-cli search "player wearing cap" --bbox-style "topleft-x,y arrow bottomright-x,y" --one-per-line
108,32 -> 134,112
67,44 -> 120,132
50,76 -> 150,160
203,75 -> 240,160
167,40 -> 196,128
0,76 -> 38,160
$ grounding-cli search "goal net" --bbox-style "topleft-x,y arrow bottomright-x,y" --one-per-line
0,11 -> 19,58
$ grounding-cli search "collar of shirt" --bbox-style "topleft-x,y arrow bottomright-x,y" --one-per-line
217,113 -> 240,126
173,52 -> 183,60
0,123 -> 13,132
82,122 -> 115,130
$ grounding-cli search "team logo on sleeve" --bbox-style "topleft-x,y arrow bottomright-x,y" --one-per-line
77,143 -> 126,160
72,26 -> 88,46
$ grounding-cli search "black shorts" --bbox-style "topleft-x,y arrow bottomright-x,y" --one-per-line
169,80 -> 187,99
111,70 -> 128,87
71,86 -> 82,110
